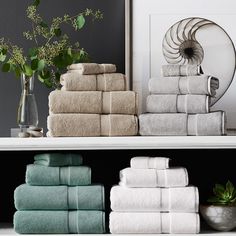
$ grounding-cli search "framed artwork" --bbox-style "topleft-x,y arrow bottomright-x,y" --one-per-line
126,0 -> 236,130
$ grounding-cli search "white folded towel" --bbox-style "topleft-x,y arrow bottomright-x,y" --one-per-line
119,167 -> 188,187
109,212 -> 200,234
130,157 -> 169,169
110,185 -> 199,212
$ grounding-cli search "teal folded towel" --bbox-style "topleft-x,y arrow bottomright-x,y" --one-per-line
34,153 -> 83,166
15,184 -> 104,210
26,164 -> 91,186
14,210 -> 105,234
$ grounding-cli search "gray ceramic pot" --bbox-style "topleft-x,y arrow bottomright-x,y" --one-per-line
200,205 -> 236,231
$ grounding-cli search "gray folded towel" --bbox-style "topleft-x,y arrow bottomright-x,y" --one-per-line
146,94 -> 210,113
149,75 -> 219,96
139,111 -> 225,136
161,65 -> 201,77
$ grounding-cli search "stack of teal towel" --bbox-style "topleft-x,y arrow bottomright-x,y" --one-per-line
14,153 -> 105,234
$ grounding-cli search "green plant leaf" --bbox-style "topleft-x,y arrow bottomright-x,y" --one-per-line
40,21 -> 48,28
44,78 -> 53,88
23,64 -> 33,77
14,66 -> 22,78
0,53 -> 6,62
213,184 -> 225,197
54,28 -> 61,37
76,15 -> 85,30
33,0 -> 40,7
31,59 -> 39,71
53,55 -> 64,69
55,72 -> 61,82
207,196 -> 220,203
38,59 -> 45,71
37,73 -> 44,83
226,181 -> 235,196
2,63 -> 11,72
28,48 -> 38,60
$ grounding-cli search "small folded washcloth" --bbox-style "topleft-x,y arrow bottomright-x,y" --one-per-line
119,167 -> 188,187
34,153 -> 83,166
14,184 -> 104,210
149,75 -> 219,96
110,185 -> 198,212
161,64 -> 201,77
146,94 -> 210,113
130,157 -> 170,169
14,210 -> 105,234
67,63 -> 116,74
109,212 -> 200,234
26,164 -> 91,186
139,111 -> 226,136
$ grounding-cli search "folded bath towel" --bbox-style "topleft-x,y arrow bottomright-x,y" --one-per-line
139,111 -> 225,136
101,114 -> 138,136
47,114 -> 100,137
49,90 -> 102,114
26,164 -> 91,186
67,63 -> 116,74
14,184 -> 104,210
119,167 -> 188,187
109,212 -> 200,234
146,94 -> 210,113
60,73 -> 97,91
97,73 -> 126,91
161,64 -> 201,77
149,75 -> 219,96
130,157 -> 170,169
34,153 -> 83,166
14,210 -> 105,234
110,185 -> 198,212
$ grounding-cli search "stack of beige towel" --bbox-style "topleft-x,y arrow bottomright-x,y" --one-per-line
47,63 -> 138,137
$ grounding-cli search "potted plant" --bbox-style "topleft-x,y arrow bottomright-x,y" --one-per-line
200,180 -> 236,231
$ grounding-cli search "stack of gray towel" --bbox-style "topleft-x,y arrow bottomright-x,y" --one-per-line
47,63 -> 138,137
13,153 -> 105,234
139,64 -> 226,136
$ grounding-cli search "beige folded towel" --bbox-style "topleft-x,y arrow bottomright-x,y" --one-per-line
97,73 -> 126,91
60,73 -> 97,91
101,115 -> 138,136
47,114 -> 101,137
67,63 -> 116,74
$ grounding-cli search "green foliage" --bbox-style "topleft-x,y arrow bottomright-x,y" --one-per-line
207,181 -> 236,205
0,1 -> 103,88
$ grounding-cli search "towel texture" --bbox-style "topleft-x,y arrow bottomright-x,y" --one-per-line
67,63 -> 116,74
139,111 -> 225,136
119,167 -> 188,187
130,157 -> 169,169
149,75 -> 219,96
110,185 -> 198,212
14,210 -> 105,234
26,164 -> 91,186
109,212 -> 200,234
34,153 -> 83,166
47,114 -> 101,137
101,115 -> 138,136
146,94 -> 210,113
14,184 -> 104,210
161,65 -> 201,77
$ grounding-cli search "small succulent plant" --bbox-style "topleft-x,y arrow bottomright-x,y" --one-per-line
207,181 -> 236,205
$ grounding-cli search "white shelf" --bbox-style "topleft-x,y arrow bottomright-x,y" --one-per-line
0,136 -> 236,151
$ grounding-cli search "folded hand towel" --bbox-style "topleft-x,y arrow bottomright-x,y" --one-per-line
67,63 -> 116,74
97,73 -> 126,91
139,111 -> 225,136
149,75 -> 219,96
119,167 -> 188,187
130,157 -> 169,169
49,90 -> 102,114
14,184 -> 104,210
146,94 -> 210,113
47,114 -> 100,137
14,210 -> 105,234
60,73 -> 97,91
109,212 -> 200,234
101,114 -> 138,136
161,64 -> 201,77
110,185 -> 198,212
26,164 -> 91,186
34,153 -> 83,166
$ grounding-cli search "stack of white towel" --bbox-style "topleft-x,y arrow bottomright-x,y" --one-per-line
47,63 -> 138,137
139,64 -> 226,136
109,157 -> 200,234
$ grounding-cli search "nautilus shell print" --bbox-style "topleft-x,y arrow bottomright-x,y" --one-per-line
162,17 -> 236,104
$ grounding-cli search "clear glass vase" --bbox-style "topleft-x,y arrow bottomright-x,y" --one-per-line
17,73 -> 38,130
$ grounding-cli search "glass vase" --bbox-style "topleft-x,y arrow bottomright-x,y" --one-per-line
17,73 -> 38,130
